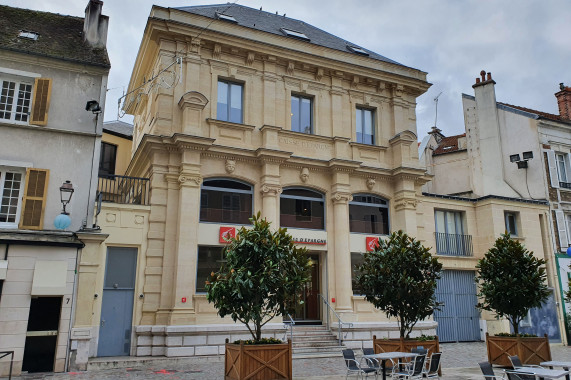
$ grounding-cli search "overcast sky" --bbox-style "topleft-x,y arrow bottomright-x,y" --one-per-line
5,0 -> 571,139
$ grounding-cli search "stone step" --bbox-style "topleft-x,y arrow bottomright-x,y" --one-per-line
293,341 -> 343,348
292,335 -> 339,342
292,346 -> 345,355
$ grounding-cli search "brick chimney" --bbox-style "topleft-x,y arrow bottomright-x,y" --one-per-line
555,83 -> 571,120
83,0 -> 108,48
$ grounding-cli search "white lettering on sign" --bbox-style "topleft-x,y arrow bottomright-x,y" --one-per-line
279,137 -> 329,151
292,237 -> 326,245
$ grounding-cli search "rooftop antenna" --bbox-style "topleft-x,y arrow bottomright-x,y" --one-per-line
433,91 -> 443,128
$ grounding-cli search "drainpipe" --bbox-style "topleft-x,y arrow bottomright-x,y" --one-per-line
65,247 -> 80,371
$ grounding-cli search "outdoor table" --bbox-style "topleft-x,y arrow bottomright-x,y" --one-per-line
541,361 -> 571,380
362,351 -> 417,380
511,367 -> 570,379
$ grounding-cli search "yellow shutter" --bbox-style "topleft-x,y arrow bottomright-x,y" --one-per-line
19,168 -> 49,230
30,78 -> 52,126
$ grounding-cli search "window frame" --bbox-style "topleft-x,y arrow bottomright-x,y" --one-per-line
434,209 -> 465,235
196,245 -> 226,293
99,141 -> 118,177
351,252 -> 365,296
199,178 -> 254,225
216,79 -> 244,124
504,211 -> 518,236
0,76 -> 34,124
356,106 -> 375,145
290,93 -> 314,134
349,194 -> 390,235
555,153 -> 569,184
280,187 -> 325,230
0,166 -> 26,229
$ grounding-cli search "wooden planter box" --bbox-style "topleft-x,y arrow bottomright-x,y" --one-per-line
372,335 -> 441,375
224,339 -> 292,380
485,333 -> 551,367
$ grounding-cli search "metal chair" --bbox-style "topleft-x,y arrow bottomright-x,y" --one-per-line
508,355 -> 543,370
342,349 -> 378,379
423,352 -> 442,378
362,348 -> 382,375
392,354 -> 425,379
478,361 -> 505,380
504,370 -> 535,380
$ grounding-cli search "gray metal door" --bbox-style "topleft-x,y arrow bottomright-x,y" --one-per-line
434,270 -> 480,342
98,247 -> 137,357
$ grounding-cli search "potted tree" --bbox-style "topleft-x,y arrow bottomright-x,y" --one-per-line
356,230 -> 443,357
206,213 -> 311,380
476,233 -> 551,366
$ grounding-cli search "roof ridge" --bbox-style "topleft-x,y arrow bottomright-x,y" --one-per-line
0,4 -> 83,20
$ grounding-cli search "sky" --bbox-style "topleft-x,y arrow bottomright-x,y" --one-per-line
4,0 -> 571,139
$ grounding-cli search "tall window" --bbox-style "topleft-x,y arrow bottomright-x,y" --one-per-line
504,211 -> 518,236
0,168 -> 24,228
556,153 -> 569,183
0,78 -> 33,123
200,179 -> 253,224
196,246 -> 225,293
99,142 -> 117,176
217,80 -> 243,123
280,188 -> 324,229
356,107 -> 374,145
291,95 -> 313,134
351,252 -> 365,295
434,210 -> 472,256
349,194 -> 389,234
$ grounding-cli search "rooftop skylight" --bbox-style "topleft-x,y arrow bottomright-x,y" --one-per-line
19,30 -> 39,40
280,28 -> 310,41
347,45 -> 369,56
216,12 -> 237,23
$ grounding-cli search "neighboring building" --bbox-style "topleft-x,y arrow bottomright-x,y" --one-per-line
419,71 -> 571,343
0,1 -> 110,375
77,3 -> 434,361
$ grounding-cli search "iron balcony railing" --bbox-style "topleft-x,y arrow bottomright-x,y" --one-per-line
98,174 -> 150,205
434,232 -> 473,257
560,181 -> 571,189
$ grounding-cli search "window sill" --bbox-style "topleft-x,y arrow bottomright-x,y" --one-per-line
206,118 -> 255,131
349,141 -> 388,150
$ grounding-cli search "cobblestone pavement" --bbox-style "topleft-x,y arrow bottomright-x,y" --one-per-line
4,343 -> 570,379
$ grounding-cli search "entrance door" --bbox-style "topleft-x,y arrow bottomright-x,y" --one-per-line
22,297 -> 62,372
98,247 -> 137,357
291,254 -> 320,322
434,270 -> 480,342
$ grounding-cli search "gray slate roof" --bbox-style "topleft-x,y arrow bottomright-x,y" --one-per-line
103,120 -> 134,139
175,3 -> 402,66
0,5 -> 110,68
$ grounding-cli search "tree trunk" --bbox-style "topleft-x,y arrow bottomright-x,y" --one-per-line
511,316 -> 519,335
256,320 -> 262,342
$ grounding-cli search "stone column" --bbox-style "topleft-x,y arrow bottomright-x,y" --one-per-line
331,191 -> 353,312
261,184 -> 282,228
392,175 -> 419,236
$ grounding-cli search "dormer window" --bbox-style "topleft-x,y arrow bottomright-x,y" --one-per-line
347,45 -> 369,56
18,30 -> 39,40
215,12 -> 237,23
280,28 -> 309,41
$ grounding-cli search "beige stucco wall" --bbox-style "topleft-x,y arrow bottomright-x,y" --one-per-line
102,132 -> 132,177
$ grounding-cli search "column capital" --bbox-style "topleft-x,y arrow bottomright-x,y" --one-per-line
261,184 -> 282,197
332,191 -> 353,204
178,173 -> 202,187
394,197 -> 418,211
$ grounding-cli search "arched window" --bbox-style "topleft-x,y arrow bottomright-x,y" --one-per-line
200,179 -> 253,224
280,188 -> 325,230
349,194 -> 389,234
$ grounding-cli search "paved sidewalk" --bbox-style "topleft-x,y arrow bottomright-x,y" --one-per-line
3,343 -> 569,379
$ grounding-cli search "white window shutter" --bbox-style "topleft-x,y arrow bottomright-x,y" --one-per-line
555,210 -> 569,249
546,150 -> 560,188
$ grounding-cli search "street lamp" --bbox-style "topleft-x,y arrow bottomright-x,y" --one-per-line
59,180 -> 74,215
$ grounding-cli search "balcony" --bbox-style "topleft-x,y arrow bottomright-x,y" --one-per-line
97,174 -> 149,205
434,232 -> 473,257
560,182 -> 571,190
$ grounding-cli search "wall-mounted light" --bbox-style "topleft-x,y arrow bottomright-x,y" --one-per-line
510,154 -> 521,163
522,151 -> 533,160
60,180 -> 74,214
85,100 -> 101,114
510,152 -> 533,169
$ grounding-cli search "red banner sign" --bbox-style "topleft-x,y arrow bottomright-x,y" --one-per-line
219,227 -> 236,244
366,236 -> 380,252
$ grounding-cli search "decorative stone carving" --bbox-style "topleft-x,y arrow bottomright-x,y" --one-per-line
261,184 -> 282,197
366,178 -> 375,190
394,198 -> 418,210
178,91 -> 209,110
178,174 -> 202,186
135,215 -> 144,225
246,52 -> 255,66
332,192 -> 353,204
315,68 -> 323,82
287,61 -> 295,76
213,44 -> 221,59
225,159 -> 236,174
105,213 -> 116,223
300,167 -> 310,183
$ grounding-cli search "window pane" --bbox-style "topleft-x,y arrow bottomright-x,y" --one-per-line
14,83 -> 32,122
217,81 -> 228,121
282,188 -> 322,199
363,109 -> 373,144
196,246 -> 225,292
351,252 -> 364,295
0,171 -> 22,224
203,179 -> 251,191
200,188 -> 252,224
557,154 -> 568,182
300,97 -> 312,134
0,81 -> 15,120
505,213 -> 517,235
280,197 -> 324,229
229,83 -> 242,123
349,204 -> 389,234
99,142 -> 117,176
291,96 -> 300,132
356,109 -> 362,142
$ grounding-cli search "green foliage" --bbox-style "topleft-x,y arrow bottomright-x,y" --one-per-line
475,233 -> 550,335
495,332 -> 537,338
206,212 -> 311,342
565,264 -> 571,304
233,337 -> 284,345
415,334 -> 437,342
355,230 -> 443,339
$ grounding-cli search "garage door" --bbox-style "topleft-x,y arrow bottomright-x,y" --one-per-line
434,270 -> 480,342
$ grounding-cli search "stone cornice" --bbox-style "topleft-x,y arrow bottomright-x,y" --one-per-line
206,118 -> 256,132
391,167 -> 428,181
178,91 -> 208,110
256,148 -> 293,164
349,141 -> 389,151
328,158 -> 362,173
388,130 -> 417,145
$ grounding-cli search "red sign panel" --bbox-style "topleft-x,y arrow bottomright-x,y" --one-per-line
366,236 -> 380,252
219,227 -> 236,244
